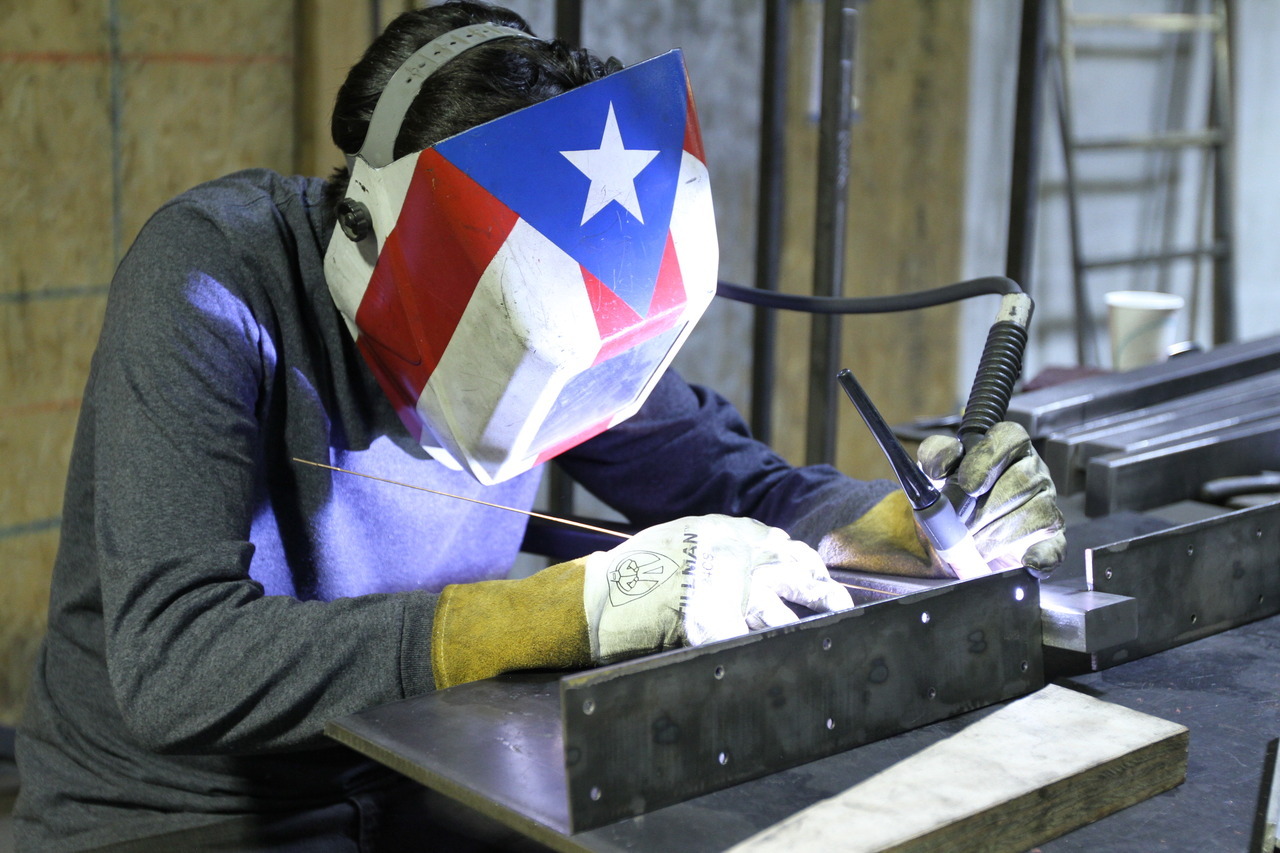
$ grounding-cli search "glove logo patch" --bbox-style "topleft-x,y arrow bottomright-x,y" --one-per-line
606,550 -> 679,607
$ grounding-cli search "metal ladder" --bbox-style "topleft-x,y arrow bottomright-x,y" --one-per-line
1051,0 -> 1235,366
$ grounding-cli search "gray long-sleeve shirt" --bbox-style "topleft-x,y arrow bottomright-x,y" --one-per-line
14,169 -> 892,850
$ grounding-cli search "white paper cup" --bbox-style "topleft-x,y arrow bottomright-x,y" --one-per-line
1106,290 -> 1185,371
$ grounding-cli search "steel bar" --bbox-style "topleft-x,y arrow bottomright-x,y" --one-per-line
837,569 -> 1142,655
547,0 -> 586,519
1079,242 -> 1225,270
553,0 -> 582,45
1042,373 -> 1280,494
1006,333 -> 1280,437
749,0 -> 790,444
1005,0 -> 1049,294
805,0 -> 858,466
1086,501 -> 1280,669
1052,0 -> 1100,365
1072,130 -> 1222,151
561,570 -> 1041,830
1084,414 -> 1280,516
1038,587 -> 1138,653
1067,13 -> 1220,32
1210,0 -> 1237,344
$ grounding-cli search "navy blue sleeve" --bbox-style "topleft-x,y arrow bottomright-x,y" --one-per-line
557,371 -> 897,547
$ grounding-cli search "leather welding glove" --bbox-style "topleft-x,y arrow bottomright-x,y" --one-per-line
917,420 -> 1066,577
431,515 -> 852,689
817,490 -> 953,579
818,421 -> 1066,580
582,514 -> 853,664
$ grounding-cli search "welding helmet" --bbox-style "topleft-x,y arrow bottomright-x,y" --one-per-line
324,24 -> 718,485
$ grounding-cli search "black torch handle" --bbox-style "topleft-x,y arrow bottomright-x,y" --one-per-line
836,369 -> 939,511
957,319 -> 1030,450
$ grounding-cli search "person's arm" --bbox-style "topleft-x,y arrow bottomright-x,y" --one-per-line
93,204 -> 436,754
559,371 -> 1065,579
556,371 -> 897,546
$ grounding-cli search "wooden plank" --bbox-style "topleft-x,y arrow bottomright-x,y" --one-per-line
727,685 -> 1189,853
1262,738 -> 1280,852
294,0 -> 376,179
0,528 -> 58,723
0,61 -> 114,294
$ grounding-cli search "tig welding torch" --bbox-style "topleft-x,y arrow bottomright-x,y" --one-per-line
837,369 -> 990,579
718,277 -> 1035,578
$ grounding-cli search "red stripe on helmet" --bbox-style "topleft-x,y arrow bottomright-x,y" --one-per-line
356,149 -> 519,405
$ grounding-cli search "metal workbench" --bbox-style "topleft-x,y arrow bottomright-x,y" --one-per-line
328,608 -> 1280,852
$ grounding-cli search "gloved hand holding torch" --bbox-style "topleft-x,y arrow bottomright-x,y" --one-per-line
918,420 -> 1066,576
819,420 -> 1066,579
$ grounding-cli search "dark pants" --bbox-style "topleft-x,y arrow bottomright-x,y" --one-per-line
91,778 -> 553,852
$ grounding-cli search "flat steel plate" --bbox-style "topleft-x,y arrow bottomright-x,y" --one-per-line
328,570 -> 1041,838
560,569 -> 1040,830
1006,334 -> 1280,437
1087,501 -> 1280,668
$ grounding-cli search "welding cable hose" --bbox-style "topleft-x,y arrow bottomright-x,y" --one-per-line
715,275 -> 1024,315
728,275 -> 1063,578
719,275 -> 1035,449
430,515 -> 851,688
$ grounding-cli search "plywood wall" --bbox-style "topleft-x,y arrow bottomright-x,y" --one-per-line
770,0 -> 970,481
0,0 -> 377,724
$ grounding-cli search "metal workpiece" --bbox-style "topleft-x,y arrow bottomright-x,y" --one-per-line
329,571 -> 1042,839
1083,413 -> 1280,516
326,675 -> 571,845
561,570 -> 1040,831
1006,334 -> 1280,437
1084,500 -> 1280,670
836,568 -> 1142,656
1037,587 -> 1138,653
1041,372 -> 1280,495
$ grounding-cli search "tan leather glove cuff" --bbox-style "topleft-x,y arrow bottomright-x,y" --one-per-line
431,557 -> 593,690
817,490 -> 950,578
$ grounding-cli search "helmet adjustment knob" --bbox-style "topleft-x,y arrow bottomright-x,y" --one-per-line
337,199 -> 373,242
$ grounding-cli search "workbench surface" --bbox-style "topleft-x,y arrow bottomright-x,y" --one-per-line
330,612 -> 1280,852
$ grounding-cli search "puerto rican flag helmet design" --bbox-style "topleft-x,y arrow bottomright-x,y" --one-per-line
324,46 -> 717,485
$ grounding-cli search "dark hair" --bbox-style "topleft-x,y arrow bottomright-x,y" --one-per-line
325,0 -> 621,212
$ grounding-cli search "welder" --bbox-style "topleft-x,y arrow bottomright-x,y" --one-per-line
14,2 -> 1065,849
